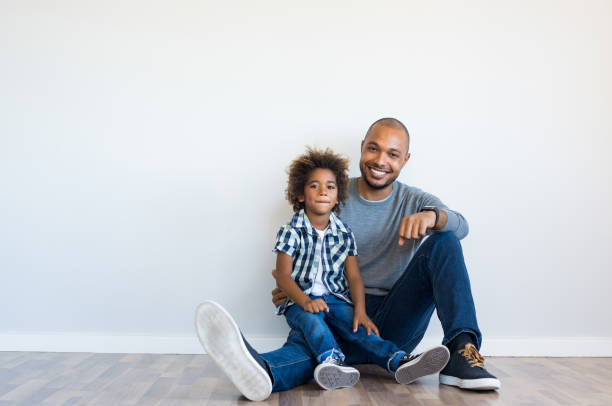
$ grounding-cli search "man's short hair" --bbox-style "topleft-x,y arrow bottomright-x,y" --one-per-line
365,117 -> 410,151
286,147 -> 350,214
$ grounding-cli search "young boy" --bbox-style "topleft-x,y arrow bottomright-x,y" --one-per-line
271,147 -> 428,390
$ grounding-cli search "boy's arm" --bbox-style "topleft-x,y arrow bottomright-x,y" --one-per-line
344,256 -> 379,336
275,252 -> 329,313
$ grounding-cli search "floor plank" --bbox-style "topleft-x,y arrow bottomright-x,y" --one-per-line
0,352 -> 611,405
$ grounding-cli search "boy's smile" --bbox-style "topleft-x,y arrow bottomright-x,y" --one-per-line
299,168 -> 339,220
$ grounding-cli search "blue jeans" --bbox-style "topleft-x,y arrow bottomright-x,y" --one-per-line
261,232 -> 482,392
284,294 -> 404,371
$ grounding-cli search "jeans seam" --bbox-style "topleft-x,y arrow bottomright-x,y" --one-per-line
270,355 -> 315,369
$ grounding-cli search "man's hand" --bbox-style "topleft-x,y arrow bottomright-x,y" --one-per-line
352,310 -> 379,336
271,286 -> 288,307
271,269 -> 289,307
398,211 -> 436,245
302,298 -> 329,314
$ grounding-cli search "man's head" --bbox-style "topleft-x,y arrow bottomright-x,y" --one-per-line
359,117 -> 411,190
286,147 -> 350,214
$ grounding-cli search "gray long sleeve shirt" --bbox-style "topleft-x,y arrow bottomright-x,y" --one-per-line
339,178 -> 469,296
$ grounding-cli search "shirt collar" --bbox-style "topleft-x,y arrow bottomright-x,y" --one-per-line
291,209 -> 348,236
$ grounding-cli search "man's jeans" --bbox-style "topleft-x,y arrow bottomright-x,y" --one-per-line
261,232 -> 482,392
284,294 -> 404,371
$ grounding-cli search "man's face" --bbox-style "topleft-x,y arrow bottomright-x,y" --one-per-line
359,125 -> 410,190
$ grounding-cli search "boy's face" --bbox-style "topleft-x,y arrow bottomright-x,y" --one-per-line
298,168 -> 339,217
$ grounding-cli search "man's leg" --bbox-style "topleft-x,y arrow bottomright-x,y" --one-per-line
363,232 -> 499,390
372,232 -> 481,350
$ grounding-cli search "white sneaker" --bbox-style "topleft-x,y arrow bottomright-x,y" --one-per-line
394,345 -> 450,384
314,357 -> 360,390
195,301 -> 272,401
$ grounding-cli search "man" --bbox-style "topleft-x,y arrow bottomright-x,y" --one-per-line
195,118 -> 500,401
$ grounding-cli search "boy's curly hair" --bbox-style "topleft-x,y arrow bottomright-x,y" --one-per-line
286,147 -> 350,214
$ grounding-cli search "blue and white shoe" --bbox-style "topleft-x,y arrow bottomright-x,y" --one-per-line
314,356 -> 360,390
394,345 -> 450,384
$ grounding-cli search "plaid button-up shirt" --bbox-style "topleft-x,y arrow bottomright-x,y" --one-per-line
273,209 -> 358,314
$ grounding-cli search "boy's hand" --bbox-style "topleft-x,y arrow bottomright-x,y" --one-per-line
302,298 -> 329,314
353,311 -> 380,336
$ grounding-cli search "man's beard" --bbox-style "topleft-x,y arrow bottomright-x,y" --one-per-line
359,164 -> 398,190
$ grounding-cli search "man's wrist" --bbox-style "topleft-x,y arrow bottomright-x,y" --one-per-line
420,206 -> 439,228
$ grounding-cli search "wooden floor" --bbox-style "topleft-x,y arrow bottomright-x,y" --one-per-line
1,352 -> 611,405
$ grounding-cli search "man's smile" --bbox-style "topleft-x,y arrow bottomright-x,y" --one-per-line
367,165 -> 390,179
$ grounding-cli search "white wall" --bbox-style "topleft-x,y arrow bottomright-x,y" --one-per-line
1,0 -> 611,356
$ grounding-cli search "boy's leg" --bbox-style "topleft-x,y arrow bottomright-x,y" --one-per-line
325,295 -> 449,385
284,304 -> 343,363
324,295 -> 401,371
283,302 -> 360,390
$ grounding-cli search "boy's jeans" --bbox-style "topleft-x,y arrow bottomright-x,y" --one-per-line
261,232 -> 482,392
284,294 -> 404,371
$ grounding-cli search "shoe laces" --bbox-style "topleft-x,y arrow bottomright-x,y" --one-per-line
402,353 -> 420,362
321,355 -> 343,366
458,343 -> 485,368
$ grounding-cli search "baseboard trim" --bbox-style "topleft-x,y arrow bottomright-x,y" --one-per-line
1,333 -> 611,356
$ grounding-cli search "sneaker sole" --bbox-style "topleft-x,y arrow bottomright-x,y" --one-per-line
314,363 -> 360,390
395,345 -> 450,384
194,301 -> 272,401
439,374 -> 501,390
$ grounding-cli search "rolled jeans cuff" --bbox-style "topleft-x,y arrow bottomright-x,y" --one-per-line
317,348 -> 345,364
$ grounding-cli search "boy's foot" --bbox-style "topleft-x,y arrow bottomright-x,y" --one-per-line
195,300 -> 273,401
439,343 -> 501,390
314,357 -> 360,390
394,345 -> 450,384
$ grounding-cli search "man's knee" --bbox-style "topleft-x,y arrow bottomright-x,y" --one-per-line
427,231 -> 462,253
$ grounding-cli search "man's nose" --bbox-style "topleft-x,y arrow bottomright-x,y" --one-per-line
373,152 -> 386,167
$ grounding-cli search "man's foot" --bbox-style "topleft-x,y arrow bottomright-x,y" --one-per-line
314,356 -> 360,390
394,345 -> 450,384
439,342 -> 501,390
195,300 -> 273,401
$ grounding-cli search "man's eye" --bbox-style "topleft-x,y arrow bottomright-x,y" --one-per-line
390,153 -> 399,159
368,147 -> 376,151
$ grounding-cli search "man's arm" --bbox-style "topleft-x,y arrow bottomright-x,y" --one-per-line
398,191 -> 469,244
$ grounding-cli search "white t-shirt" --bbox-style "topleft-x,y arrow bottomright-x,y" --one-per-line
310,227 -> 330,296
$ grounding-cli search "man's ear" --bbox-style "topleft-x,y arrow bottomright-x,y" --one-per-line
402,152 -> 411,167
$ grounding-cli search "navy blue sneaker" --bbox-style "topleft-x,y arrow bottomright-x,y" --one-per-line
439,343 -> 501,390
195,301 -> 273,401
